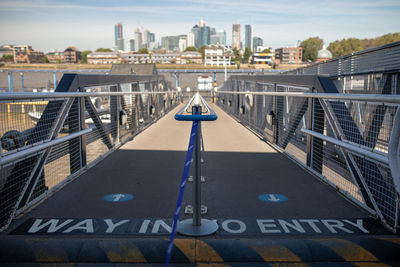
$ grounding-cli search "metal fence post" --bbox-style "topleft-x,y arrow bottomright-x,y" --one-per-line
274,83 -> 282,145
8,72 -> 13,93
110,85 -> 119,145
53,72 -> 57,90
306,97 -> 313,167
79,96 -> 87,168
193,105 -> 202,227
68,97 -> 82,174
20,73 -> 24,93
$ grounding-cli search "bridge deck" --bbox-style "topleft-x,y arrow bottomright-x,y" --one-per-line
2,104 -> 399,265
9,103 -> 368,221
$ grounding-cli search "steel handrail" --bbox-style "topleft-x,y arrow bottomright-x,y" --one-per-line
217,91 -> 400,104
0,128 -> 92,166
175,93 -> 217,121
0,91 -> 175,101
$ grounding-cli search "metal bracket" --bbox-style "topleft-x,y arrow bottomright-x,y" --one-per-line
188,176 -> 205,182
184,205 -> 208,215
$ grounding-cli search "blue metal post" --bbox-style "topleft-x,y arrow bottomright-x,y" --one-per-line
214,72 -> 217,87
21,73 -> 24,92
8,72 -> 14,93
53,72 -> 57,90
174,73 -> 180,88
192,105 -> 202,227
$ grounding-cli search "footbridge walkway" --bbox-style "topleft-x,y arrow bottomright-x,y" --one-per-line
1,43 -> 400,265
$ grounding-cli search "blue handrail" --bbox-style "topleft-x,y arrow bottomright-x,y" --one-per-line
175,93 -> 218,121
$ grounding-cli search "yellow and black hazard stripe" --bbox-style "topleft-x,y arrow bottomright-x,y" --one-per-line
1,237 -> 399,264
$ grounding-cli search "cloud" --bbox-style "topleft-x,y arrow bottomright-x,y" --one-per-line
0,0 -> 399,51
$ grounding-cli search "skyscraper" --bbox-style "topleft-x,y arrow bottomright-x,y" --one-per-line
199,18 -> 205,27
253,37 -> 263,51
179,36 -> 187,52
134,29 -> 142,51
114,23 -> 124,51
149,33 -> 155,43
232,24 -> 240,50
200,26 -> 210,46
210,30 -> 227,45
218,30 -> 227,45
187,32 -> 195,47
191,25 -> 201,49
245,24 -> 252,51
161,36 -> 181,51
148,32 -> 156,50
143,29 -> 150,48
129,39 -> 135,52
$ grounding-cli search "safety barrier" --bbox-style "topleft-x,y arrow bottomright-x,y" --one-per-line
165,93 -> 218,266
0,73 -> 180,231
217,74 -> 400,232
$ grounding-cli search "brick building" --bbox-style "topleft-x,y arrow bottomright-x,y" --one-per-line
275,47 -> 302,64
64,46 -> 81,63
13,45 -> 45,63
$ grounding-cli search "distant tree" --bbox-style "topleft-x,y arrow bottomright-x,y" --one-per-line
300,37 -> 323,62
360,33 -> 400,51
81,50 -> 92,63
138,48 -> 149,54
198,45 -> 206,60
184,46 -> 197,52
243,47 -> 252,63
0,54 -> 14,62
361,38 -> 376,50
95,48 -> 113,52
44,56 -> 50,63
261,49 -> 272,53
328,38 -> 362,57
373,32 -> 400,47
232,47 -> 241,61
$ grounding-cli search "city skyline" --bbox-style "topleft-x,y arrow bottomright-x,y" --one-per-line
0,0 -> 399,52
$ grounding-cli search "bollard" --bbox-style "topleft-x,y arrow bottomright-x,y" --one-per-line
193,105 -> 202,226
176,103 -> 219,236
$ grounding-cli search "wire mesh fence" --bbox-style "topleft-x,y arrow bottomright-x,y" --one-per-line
217,74 -> 400,232
285,42 -> 400,77
0,76 -> 179,231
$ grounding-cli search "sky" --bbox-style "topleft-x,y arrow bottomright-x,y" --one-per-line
0,0 -> 399,52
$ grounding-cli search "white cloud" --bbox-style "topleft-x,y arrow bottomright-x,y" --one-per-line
0,0 -> 399,51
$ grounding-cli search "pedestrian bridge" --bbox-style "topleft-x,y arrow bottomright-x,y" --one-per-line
1,43 -> 400,265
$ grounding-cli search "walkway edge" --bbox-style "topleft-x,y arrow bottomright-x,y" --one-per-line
0,236 -> 399,264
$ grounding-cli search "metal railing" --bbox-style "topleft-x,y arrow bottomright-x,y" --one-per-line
217,74 -> 400,232
1,69 -> 109,93
284,41 -> 400,101
285,41 -> 400,77
0,73 -> 180,231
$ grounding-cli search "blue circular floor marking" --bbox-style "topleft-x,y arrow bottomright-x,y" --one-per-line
103,193 -> 133,202
258,194 -> 288,203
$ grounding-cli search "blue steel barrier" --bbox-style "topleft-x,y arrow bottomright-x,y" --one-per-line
165,121 -> 197,266
165,93 -> 218,266
174,93 -> 218,121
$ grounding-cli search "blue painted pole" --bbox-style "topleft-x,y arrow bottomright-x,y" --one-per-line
174,73 -> 177,88
8,72 -> 13,93
53,72 -> 57,90
21,73 -> 24,92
